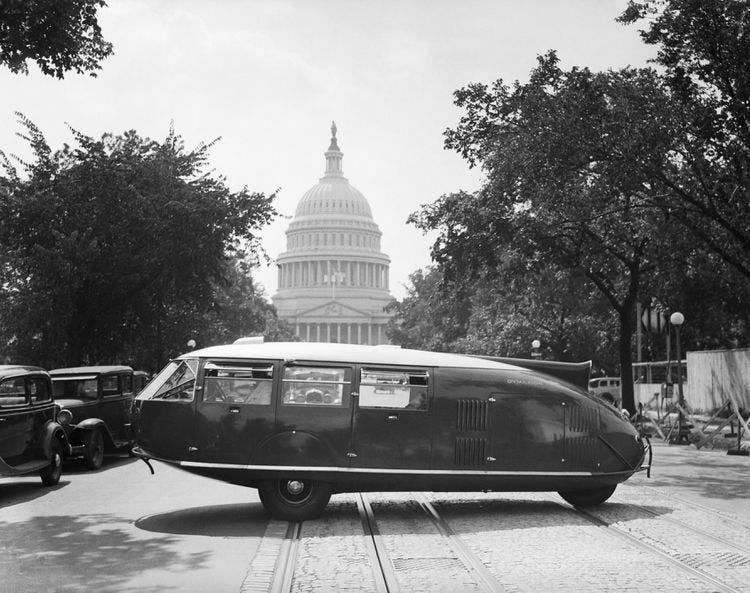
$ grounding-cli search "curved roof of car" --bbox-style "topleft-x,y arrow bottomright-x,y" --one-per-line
179,342 -> 524,371
0,365 -> 49,379
49,365 -> 133,376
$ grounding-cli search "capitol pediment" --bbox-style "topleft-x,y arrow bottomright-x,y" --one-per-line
298,300 -> 370,318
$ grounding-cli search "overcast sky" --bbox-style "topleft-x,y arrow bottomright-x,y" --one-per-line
0,0 -> 656,300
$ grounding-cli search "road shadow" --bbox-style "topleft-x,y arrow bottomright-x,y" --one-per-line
0,478 -> 68,509
63,454 -> 138,474
0,512 -> 203,593
136,502 -> 269,537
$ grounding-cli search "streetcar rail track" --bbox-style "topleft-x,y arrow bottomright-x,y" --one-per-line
635,483 -> 750,530
627,500 -> 750,558
250,491 -> 750,593
553,496 -> 748,593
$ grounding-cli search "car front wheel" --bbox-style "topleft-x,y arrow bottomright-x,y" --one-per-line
258,478 -> 332,521
40,438 -> 63,486
83,429 -> 105,470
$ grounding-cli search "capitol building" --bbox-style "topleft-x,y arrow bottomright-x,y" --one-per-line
271,123 -> 394,344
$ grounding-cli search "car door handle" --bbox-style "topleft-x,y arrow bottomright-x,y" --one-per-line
387,414 -> 399,421
229,406 -> 240,414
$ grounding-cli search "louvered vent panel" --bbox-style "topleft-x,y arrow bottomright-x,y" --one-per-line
566,435 -> 598,464
456,399 -> 488,431
454,437 -> 488,466
567,404 -> 597,434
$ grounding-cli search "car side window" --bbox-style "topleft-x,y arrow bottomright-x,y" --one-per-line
282,366 -> 350,407
203,362 -> 273,405
359,369 -> 429,410
102,375 -> 119,397
29,377 -> 51,403
0,378 -> 27,406
121,374 -> 133,395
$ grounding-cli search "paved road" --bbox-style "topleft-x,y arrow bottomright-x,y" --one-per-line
0,441 -> 748,592
0,455 -> 268,593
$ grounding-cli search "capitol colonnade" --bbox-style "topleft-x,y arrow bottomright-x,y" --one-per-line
271,123 -> 394,344
277,260 -> 389,290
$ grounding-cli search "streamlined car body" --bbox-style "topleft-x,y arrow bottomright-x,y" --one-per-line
132,343 -> 650,520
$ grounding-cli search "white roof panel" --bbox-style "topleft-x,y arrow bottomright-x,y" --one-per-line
178,342 -> 524,371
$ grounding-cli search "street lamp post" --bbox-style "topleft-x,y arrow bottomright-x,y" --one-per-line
531,339 -> 541,360
669,312 -> 687,444
187,339 -> 197,351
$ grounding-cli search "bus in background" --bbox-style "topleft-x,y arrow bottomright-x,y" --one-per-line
588,376 -> 621,407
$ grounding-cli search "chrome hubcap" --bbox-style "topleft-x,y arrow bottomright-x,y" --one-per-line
286,480 -> 305,495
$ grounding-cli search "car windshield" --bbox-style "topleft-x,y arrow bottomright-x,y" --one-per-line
52,377 -> 98,400
137,359 -> 198,401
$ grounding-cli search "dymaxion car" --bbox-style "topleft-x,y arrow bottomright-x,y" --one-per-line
132,342 -> 650,520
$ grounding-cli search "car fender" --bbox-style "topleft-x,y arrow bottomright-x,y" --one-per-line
41,422 -> 71,458
68,418 -> 115,448
251,430 -> 340,467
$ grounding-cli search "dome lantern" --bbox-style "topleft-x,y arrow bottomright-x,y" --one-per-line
324,120 -> 344,178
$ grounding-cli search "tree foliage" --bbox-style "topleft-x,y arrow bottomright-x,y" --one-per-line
620,0 -> 750,279
0,115 -> 280,371
387,257 -> 620,374
0,0 -> 113,78
413,56 -> 687,411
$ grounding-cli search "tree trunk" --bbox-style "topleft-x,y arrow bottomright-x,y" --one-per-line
619,296 -> 637,414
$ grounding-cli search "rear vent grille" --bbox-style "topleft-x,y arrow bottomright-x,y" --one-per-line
454,437 -> 488,466
456,399 -> 488,431
567,405 -> 597,433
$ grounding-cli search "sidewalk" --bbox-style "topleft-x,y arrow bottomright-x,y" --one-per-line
629,439 -> 750,518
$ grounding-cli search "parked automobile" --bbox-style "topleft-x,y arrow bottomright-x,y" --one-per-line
133,370 -> 151,394
0,365 -> 69,486
50,365 -> 138,470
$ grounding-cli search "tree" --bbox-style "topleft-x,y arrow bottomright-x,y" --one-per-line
0,0 -> 113,78
0,115 -> 277,371
386,255 -> 620,373
619,0 -> 750,280
415,54 -> 686,412
198,257 -> 298,348
385,266 -> 471,352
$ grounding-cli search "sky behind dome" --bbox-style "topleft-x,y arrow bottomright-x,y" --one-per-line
0,0 -> 656,300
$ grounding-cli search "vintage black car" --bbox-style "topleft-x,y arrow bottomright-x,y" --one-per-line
133,342 -> 650,521
0,365 -> 68,486
50,365 -> 138,470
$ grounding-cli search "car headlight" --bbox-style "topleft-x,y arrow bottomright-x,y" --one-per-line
57,408 -> 73,426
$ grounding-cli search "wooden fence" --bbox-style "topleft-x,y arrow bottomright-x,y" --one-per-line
686,348 -> 750,414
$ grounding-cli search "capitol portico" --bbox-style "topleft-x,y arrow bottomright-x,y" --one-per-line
271,123 -> 394,344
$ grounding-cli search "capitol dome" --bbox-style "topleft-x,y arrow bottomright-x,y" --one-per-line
272,123 -> 393,345
294,177 -> 373,219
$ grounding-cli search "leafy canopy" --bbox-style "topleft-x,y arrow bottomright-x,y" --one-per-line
0,115 -> 277,369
